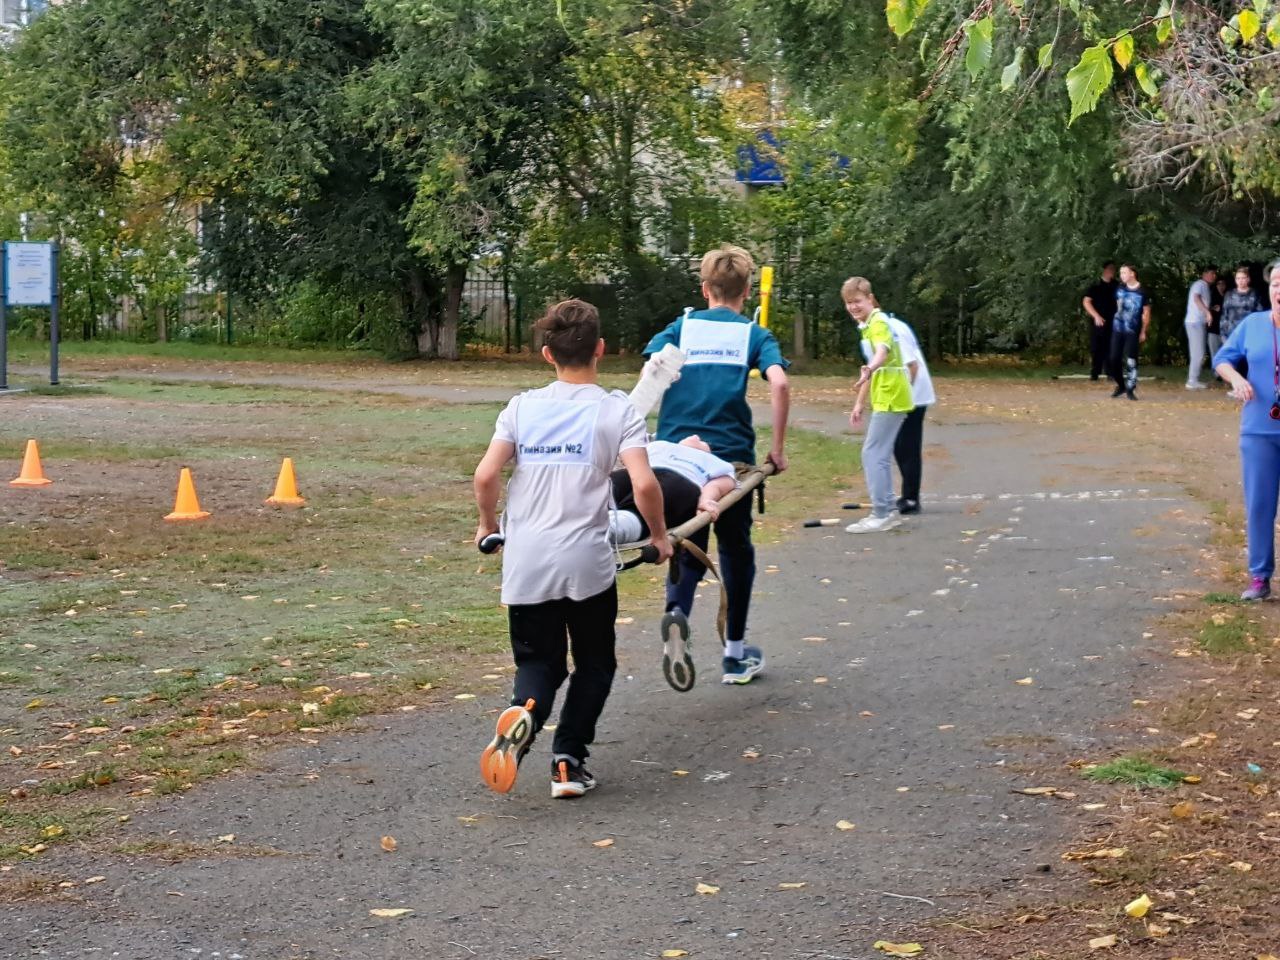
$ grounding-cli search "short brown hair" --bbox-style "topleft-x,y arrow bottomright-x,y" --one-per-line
700,245 -> 754,301
840,276 -> 874,300
536,299 -> 600,368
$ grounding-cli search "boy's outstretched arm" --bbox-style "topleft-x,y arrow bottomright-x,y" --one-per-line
618,448 -> 674,564
473,439 -> 515,546
764,363 -> 790,474
696,475 -> 738,520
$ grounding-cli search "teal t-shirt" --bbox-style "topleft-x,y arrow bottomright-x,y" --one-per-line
643,307 -> 789,463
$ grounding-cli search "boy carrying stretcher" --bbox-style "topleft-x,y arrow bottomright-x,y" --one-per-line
473,299 -> 673,799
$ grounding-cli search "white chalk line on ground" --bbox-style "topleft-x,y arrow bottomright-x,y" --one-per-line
923,488 -> 1177,503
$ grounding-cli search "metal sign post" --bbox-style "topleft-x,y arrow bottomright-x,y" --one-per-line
2,240 -> 58,387
1,247 -> 7,391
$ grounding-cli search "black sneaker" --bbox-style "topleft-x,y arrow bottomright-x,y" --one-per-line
897,499 -> 920,515
551,758 -> 597,799
1110,386 -> 1125,398
1126,390 -> 1138,401
660,609 -> 695,692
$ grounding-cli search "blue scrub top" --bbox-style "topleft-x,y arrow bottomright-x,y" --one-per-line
1213,311 -> 1280,435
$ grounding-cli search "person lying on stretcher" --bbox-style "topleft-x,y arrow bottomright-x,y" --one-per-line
608,436 -> 738,545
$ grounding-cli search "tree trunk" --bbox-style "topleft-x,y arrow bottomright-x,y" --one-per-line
156,303 -> 167,343
438,261 -> 466,361
411,266 -> 436,358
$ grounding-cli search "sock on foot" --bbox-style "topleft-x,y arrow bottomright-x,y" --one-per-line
608,509 -> 644,544
725,640 -> 745,660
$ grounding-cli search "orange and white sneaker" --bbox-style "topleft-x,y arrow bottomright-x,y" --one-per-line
480,699 -> 536,794
551,758 -> 597,799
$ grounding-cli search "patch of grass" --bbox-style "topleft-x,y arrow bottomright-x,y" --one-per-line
1203,592 -> 1247,605
18,384 -> 106,397
5,337 -> 378,366
38,767 -> 118,796
1084,755 -> 1185,789
0,804 -> 117,862
1198,612 -> 1254,654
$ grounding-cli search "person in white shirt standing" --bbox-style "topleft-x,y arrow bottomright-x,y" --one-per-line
859,313 -> 935,515
1185,265 -> 1217,389
474,299 -> 673,800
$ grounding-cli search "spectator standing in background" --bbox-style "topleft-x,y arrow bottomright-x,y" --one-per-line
1208,274 -> 1227,373
1082,262 -> 1119,382
1185,266 -> 1217,389
1110,264 -> 1150,401
1222,265 -> 1264,342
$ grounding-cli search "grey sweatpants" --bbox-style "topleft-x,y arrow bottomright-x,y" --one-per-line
863,411 -> 907,518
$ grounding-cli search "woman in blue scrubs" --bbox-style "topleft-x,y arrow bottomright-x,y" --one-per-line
1214,260 -> 1280,600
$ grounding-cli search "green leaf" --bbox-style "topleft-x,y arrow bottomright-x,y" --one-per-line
1221,23 -> 1241,44
886,0 -> 930,38
1037,42 -> 1054,69
1269,13 -> 1280,45
965,15 -> 994,80
1000,47 -> 1026,91
1239,8 -> 1262,42
1258,85 -> 1275,111
1066,43 -> 1114,124
1156,0 -> 1173,42
1255,0 -> 1270,19
1113,33 -> 1134,70
1134,60 -> 1159,97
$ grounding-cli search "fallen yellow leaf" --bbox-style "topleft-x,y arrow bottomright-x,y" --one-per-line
41,825 -> 64,839
215,834 -> 235,843
25,699 -> 44,710
1146,922 -> 1170,938
813,677 -> 829,684
592,838 -> 615,848
778,882 -> 807,890
873,942 -> 924,957
1063,847 -> 1127,861
369,908 -> 412,918
1228,860 -> 1253,872
836,820 -> 856,831
1171,801 -> 1194,819
1124,894 -> 1152,918
1014,677 -> 1034,685
380,836 -> 397,853
695,882 -> 720,895
661,951 -> 688,959
84,876 -> 105,884
453,693 -> 476,701
672,769 -> 689,776
1089,934 -> 1117,949
1015,787 -> 1058,796
300,702 -> 319,716
1182,775 -> 1202,784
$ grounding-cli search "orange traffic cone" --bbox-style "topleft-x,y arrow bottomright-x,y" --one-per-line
10,439 -> 52,487
164,467 -> 210,521
265,457 -> 305,506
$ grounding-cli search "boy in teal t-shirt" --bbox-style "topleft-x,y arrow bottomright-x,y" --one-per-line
844,277 -> 913,533
643,245 -> 790,688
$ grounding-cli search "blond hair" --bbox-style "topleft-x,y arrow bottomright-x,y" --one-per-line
700,245 -> 754,301
841,276 -> 874,301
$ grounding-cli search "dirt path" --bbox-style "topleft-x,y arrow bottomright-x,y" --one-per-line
0,386 -> 1203,959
